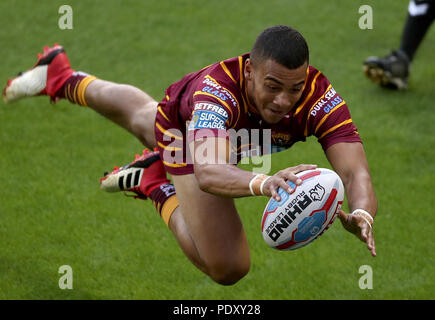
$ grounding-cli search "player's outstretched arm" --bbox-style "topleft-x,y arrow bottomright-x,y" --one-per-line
325,142 -> 378,257
190,136 -> 317,200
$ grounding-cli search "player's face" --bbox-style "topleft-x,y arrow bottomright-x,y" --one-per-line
245,58 -> 307,124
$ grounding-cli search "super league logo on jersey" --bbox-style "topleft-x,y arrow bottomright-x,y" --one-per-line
189,102 -> 228,130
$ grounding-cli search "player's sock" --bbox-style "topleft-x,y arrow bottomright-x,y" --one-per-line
149,184 -> 178,227
56,71 -> 97,106
136,160 -> 179,227
399,1 -> 435,61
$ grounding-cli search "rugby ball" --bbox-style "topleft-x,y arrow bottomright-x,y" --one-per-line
261,168 -> 344,250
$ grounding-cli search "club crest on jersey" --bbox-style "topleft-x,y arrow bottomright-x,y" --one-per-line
271,132 -> 291,147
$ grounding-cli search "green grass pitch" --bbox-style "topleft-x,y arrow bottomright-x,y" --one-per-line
0,0 -> 434,299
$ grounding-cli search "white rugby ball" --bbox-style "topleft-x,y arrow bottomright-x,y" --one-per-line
261,168 -> 344,250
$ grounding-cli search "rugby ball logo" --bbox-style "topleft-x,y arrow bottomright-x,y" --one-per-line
309,183 -> 325,201
261,168 -> 344,250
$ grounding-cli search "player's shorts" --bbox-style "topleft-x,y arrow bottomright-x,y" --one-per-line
154,92 -> 194,176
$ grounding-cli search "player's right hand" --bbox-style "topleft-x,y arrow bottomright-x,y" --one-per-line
263,164 -> 318,201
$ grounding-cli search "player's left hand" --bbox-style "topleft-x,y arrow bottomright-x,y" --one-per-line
337,210 -> 376,257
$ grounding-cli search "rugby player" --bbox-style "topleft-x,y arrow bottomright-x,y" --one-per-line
3,25 -> 377,285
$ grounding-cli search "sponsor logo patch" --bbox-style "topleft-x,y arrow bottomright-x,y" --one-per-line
201,77 -> 238,108
310,87 -> 344,117
188,102 -> 229,130
194,102 -> 228,118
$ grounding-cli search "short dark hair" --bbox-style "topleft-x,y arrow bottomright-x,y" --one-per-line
250,25 -> 309,69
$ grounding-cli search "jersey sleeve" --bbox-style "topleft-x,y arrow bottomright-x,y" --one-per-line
187,71 -> 243,143
304,71 -> 362,151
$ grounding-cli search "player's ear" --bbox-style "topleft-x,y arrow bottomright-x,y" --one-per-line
245,59 -> 253,80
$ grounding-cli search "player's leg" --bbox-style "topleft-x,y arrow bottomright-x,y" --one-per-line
3,44 -> 157,149
101,152 -> 251,285
84,79 -> 158,149
363,0 -> 435,89
399,0 -> 435,61
170,174 -> 251,285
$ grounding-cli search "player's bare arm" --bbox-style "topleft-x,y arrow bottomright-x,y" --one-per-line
191,136 -> 317,200
325,142 -> 378,257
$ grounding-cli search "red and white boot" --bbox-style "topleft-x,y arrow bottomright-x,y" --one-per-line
3,44 -> 74,103
100,149 -> 170,199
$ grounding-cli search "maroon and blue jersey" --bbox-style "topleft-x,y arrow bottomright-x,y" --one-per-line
154,53 -> 361,175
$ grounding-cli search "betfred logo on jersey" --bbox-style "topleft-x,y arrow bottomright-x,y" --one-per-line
194,102 -> 228,119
